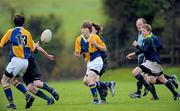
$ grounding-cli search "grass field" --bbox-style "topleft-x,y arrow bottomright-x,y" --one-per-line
0,68 -> 180,111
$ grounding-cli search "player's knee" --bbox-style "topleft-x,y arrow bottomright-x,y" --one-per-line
27,84 -> 37,94
132,69 -> 137,75
86,79 -> 94,85
33,80 -> 43,88
132,67 -> 142,76
83,79 -> 89,86
158,77 -> 167,84
11,79 -> 18,86
1,77 -> 9,87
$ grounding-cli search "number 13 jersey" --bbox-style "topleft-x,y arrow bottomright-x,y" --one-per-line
0,27 -> 36,59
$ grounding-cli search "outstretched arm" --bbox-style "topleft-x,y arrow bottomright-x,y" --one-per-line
126,52 -> 136,60
35,42 -> 55,61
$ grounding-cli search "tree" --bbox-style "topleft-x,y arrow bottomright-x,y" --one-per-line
102,0 -> 180,67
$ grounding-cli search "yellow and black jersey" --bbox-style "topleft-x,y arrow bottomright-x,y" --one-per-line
0,27 -> 36,59
75,34 -> 106,62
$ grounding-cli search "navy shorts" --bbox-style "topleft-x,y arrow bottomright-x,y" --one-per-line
23,56 -> 41,86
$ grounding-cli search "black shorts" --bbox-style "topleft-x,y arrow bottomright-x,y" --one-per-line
23,56 -> 40,86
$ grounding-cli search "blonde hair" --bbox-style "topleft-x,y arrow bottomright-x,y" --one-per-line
142,24 -> 152,32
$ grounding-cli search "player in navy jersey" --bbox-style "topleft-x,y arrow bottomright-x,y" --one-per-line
129,18 -> 179,99
127,24 -> 180,100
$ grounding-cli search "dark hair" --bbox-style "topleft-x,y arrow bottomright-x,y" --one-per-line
142,24 -> 152,32
81,21 -> 92,32
92,23 -> 103,35
14,14 -> 25,27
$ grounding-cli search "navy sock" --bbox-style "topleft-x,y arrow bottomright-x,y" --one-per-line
3,87 -> 14,104
89,84 -> 98,100
165,80 -> 178,96
135,74 -> 144,82
36,90 -> 51,101
42,83 -> 53,93
14,82 -> 31,99
96,81 -> 108,100
137,81 -> 143,95
164,74 -> 172,79
135,74 -> 158,98
96,81 -> 106,87
15,82 -> 28,94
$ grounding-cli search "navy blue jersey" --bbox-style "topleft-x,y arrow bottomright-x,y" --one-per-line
135,34 -> 163,64
99,35 -> 107,59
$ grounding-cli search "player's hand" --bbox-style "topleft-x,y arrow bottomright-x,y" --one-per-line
132,40 -> 138,47
126,52 -> 135,59
74,52 -> 81,57
92,40 -> 98,47
47,54 -> 55,61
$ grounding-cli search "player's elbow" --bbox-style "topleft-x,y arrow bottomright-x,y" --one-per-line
104,48 -> 107,52
102,47 -> 107,52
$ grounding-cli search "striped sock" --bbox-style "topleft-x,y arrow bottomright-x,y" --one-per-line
14,81 -> 30,99
89,84 -> 98,100
3,86 -> 14,104
15,81 -> 28,94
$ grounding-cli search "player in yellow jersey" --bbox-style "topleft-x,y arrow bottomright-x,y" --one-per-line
1,14 -> 59,106
74,21 -> 107,104
0,14 -> 35,109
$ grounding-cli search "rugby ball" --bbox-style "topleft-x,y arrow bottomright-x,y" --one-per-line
40,29 -> 52,43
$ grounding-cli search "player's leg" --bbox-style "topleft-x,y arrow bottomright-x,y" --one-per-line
11,78 -> 34,100
22,68 -> 54,105
84,70 -> 99,104
4,57 -> 34,109
27,83 -> 54,105
100,69 -> 115,97
129,81 -> 142,98
107,80 -> 115,97
29,56 -> 59,101
132,66 -> 158,100
145,75 -> 159,100
33,80 -> 59,101
99,62 -> 115,97
129,54 -> 144,98
1,74 -> 16,109
10,78 -> 35,108
95,75 -> 108,104
158,74 -> 180,100
164,74 -> 179,89
153,74 -> 179,89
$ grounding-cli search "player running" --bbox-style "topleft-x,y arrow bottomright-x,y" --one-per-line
0,14 -> 35,109
74,21 -> 107,104
127,24 -> 180,100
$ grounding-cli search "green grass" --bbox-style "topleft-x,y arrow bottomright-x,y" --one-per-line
0,68 -> 180,111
